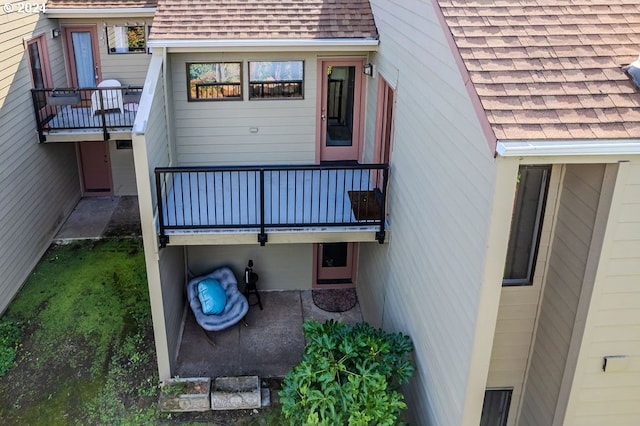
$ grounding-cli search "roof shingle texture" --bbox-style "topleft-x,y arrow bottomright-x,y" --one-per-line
438,0 -> 640,140
46,0 -> 157,8
149,0 -> 377,40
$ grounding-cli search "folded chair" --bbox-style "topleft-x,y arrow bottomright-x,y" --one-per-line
187,266 -> 249,334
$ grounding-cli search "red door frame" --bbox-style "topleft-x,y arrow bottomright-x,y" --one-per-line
315,58 -> 366,163
312,242 -> 358,289
63,26 -> 102,88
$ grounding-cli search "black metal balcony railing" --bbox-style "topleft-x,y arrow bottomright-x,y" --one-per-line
31,86 -> 143,142
155,163 -> 389,247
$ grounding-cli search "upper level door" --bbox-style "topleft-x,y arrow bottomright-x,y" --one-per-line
64,26 -> 101,88
26,34 -> 53,117
317,59 -> 365,162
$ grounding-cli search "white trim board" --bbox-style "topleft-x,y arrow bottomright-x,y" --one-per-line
497,140 -> 640,157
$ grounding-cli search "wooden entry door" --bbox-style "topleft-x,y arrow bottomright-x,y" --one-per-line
64,26 -> 101,88
79,142 -> 111,194
317,59 -> 365,162
315,242 -> 357,287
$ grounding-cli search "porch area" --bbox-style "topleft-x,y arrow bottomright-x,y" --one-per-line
174,290 -> 362,378
155,163 -> 389,246
32,86 -> 143,142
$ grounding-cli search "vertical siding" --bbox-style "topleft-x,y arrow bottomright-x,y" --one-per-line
359,1 -> 498,424
59,18 -> 152,86
520,164 -> 605,426
486,165 -> 562,425
0,14 -> 80,313
170,52 -> 320,166
187,244 -> 313,291
564,161 -> 640,425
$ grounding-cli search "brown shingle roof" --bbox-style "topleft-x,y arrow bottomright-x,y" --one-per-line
438,0 -> 640,140
46,0 -> 156,8
149,0 -> 377,40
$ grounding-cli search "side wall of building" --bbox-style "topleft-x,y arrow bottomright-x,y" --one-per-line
520,164 -> 606,425
0,14 -> 79,313
358,1 -> 499,423
564,159 -> 640,424
187,244 -> 313,291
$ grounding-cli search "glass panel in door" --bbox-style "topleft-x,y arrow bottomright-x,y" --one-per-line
316,242 -> 356,286
71,31 -> 96,87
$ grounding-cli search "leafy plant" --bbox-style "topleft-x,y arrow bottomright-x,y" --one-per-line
0,318 -> 21,377
279,320 -> 414,426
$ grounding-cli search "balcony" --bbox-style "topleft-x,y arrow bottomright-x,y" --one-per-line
155,163 -> 389,247
31,86 -> 143,142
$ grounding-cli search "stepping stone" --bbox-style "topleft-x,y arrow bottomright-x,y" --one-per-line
211,376 -> 261,410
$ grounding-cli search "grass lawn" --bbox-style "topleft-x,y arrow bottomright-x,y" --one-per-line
0,239 -> 284,425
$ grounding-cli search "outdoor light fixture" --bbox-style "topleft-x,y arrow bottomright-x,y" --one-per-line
52,28 -> 61,38
363,63 -> 374,76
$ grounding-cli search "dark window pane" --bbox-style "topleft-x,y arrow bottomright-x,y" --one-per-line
480,389 -> 512,426
503,165 -> 551,285
322,243 -> 348,268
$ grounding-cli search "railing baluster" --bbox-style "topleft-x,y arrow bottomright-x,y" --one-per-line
258,169 -> 267,245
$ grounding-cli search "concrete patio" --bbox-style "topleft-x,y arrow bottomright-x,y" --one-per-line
174,290 -> 363,379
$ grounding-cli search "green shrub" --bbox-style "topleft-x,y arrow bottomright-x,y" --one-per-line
0,318 -> 21,377
279,320 -> 414,426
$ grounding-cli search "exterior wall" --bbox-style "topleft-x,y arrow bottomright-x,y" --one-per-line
169,51 -> 365,166
108,140 -> 137,195
187,244 -> 313,291
358,1 -> 499,423
0,13 -> 80,313
564,160 -> 640,424
520,164 -> 605,426
158,245 -> 185,371
486,165 -> 563,425
132,54 -> 173,379
58,18 -> 152,86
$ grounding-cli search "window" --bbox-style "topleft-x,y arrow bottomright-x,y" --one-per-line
249,61 -> 303,99
187,62 -> 242,101
503,165 -> 551,286
26,35 -> 52,110
116,140 -> 132,149
106,25 -> 146,53
480,389 -> 512,426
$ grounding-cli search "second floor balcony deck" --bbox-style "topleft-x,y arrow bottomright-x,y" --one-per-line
155,163 -> 389,247
32,86 -> 143,142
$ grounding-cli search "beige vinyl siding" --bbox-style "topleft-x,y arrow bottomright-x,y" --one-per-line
187,244 -> 313,291
158,246 -> 185,371
564,160 -> 640,425
170,52 -> 319,166
519,164 -> 605,426
359,1 -> 499,423
132,54 -> 173,378
486,165 -> 562,425
0,14 -> 80,313
108,141 -> 137,195
59,19 -> 151,86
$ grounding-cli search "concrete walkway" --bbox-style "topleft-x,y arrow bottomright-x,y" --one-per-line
175,290 -> 362,379
54,196 -> 141,242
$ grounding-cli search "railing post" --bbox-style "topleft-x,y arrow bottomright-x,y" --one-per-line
258,168 -> 268,246
156,170 -> 169,248
376,164 -> 389,244
98,89 -> 109,140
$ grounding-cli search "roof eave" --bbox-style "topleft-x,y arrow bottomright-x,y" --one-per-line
147,38 -> 379,53
45,7 -> 156,18
496,140 -> 640,157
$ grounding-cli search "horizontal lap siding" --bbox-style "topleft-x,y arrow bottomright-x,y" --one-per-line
59,19 -> 152,86
520,164 -> 604,426
187,245 -> 313,291
0,14 -> 79,313
566,161 -> 640,425
486,166 -> 561,426
171,52 -> 317,166
360,1 -> 497,424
